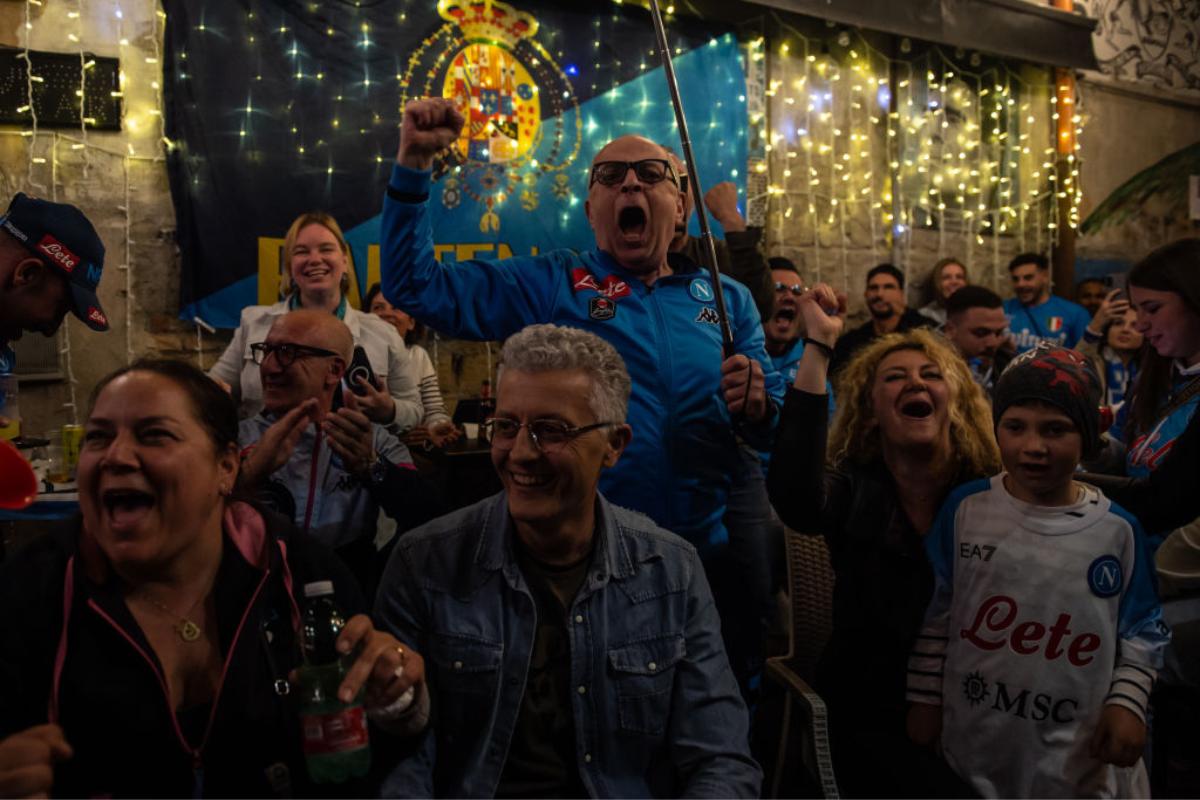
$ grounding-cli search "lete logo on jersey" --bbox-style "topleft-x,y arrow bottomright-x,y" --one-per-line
572,268 -> 630,300
961,594 -> 1102,667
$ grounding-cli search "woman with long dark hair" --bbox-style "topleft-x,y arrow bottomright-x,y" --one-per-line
1084,239 -> 1200,532
1124,238 -> 1200,482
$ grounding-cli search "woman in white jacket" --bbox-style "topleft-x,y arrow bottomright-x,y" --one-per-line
209,212 -> 422,428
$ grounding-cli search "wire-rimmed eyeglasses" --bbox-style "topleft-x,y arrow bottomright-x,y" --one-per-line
482,418 -> 618,453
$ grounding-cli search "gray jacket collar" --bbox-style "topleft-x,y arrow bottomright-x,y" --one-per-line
470,491 -> 636,590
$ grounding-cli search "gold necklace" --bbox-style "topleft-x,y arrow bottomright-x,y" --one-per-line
137,592 -> 204,643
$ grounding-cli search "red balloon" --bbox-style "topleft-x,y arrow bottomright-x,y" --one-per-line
0,439 -> 38,510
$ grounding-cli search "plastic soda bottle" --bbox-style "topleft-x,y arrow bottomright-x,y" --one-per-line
298,581 -> 371,783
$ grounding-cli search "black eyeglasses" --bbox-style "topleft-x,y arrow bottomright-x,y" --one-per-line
249,342 -> 340,368
589,159 -> 679,188
482,418 -> 617,453
774,281 -> 805,296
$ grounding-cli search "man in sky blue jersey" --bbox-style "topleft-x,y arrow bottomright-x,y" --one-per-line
1003,252 -> 1091,353
380,97 -> 784,690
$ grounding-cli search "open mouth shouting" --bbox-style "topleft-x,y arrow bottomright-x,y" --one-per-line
768,306 -> 800,340
898,395 -> 935,421
617,205 -> 648,243
101,486 -> 157,531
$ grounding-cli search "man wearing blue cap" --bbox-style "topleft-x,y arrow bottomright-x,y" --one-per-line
0,192 -> 108,378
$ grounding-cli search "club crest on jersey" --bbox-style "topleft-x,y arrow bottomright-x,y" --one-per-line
689,278 -> 714,302
1047,316 -> 1063,333
589,296 -> 616,320
572,268 -> 630,299
1087,555 -> 1122,598
695,306 -> 721,325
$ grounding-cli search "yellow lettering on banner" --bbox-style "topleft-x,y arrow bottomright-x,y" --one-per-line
367,245 -> 381,297
457,243 -> 494,260
257,237 -> 285,305
257,238 -> 540,310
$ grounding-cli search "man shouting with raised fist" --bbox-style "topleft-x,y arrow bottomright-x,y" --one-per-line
378,97 -> 784,700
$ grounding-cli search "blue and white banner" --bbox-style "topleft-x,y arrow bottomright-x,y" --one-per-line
165,0 -> 748,329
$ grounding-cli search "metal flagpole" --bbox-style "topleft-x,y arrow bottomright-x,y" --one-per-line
646,0 -> 736,357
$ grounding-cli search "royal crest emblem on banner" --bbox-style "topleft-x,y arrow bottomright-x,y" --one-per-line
400,0 -> 581,233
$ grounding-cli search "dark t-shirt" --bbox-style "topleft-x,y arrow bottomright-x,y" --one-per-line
495,539 -> 592,799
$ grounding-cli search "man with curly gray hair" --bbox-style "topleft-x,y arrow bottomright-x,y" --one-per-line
497,323 -> 632,424
376,323 -> 761,798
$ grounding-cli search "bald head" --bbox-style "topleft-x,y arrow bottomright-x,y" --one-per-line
592,135 -> 671,166
258,310 -> 353,413
273,309 -> 353,362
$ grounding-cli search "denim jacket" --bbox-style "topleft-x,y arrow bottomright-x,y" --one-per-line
375,491 -> 762,798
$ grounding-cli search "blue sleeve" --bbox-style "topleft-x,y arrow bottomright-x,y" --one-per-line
380,164 -> 560,341
727,278 -> 784,449
1110,503 -> 1170,661
925,479 -> 989,572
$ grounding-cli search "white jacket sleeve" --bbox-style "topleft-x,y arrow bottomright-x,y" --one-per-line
209,319 -> 248,401
383,327 -> 423,431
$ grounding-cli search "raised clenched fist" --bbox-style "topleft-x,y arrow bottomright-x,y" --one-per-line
703,182 -> 745,232
396,98 -> 466,171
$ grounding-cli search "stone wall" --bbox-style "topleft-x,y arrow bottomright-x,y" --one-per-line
2,0 -> 180,437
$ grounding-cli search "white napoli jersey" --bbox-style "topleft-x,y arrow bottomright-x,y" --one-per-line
907,475 -> 1169,798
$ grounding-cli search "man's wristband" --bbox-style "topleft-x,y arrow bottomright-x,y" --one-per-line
803,337 -> 836,359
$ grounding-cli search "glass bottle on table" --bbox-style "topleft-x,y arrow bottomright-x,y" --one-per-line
297,581 -> 371,783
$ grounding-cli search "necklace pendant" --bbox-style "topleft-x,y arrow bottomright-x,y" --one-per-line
176,620 -> 202,642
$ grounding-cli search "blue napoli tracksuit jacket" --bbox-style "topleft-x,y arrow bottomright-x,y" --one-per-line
381,165 -> 784,554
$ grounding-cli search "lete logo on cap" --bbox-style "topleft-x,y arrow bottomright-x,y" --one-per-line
37,234 -> 80,274
87,306 -> 108,327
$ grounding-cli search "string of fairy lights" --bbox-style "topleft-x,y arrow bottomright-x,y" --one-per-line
3,0 -> 1091,421
7,0 -> 168,424
751,22 -> 1085,292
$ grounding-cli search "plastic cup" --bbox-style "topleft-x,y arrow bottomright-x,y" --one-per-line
45,444 -> 71,484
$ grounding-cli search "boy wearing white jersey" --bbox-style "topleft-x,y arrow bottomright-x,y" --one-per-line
906,346 -> 1170,797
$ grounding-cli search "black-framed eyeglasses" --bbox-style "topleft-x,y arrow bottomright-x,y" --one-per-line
589,159 -> 679,188
774,281 -> 805,297
482,418 -> 618,453
249,341 -> 340,368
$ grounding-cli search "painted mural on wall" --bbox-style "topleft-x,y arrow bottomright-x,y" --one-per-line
1081,139 -> 1200,234
1081,0 -> 1200,95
